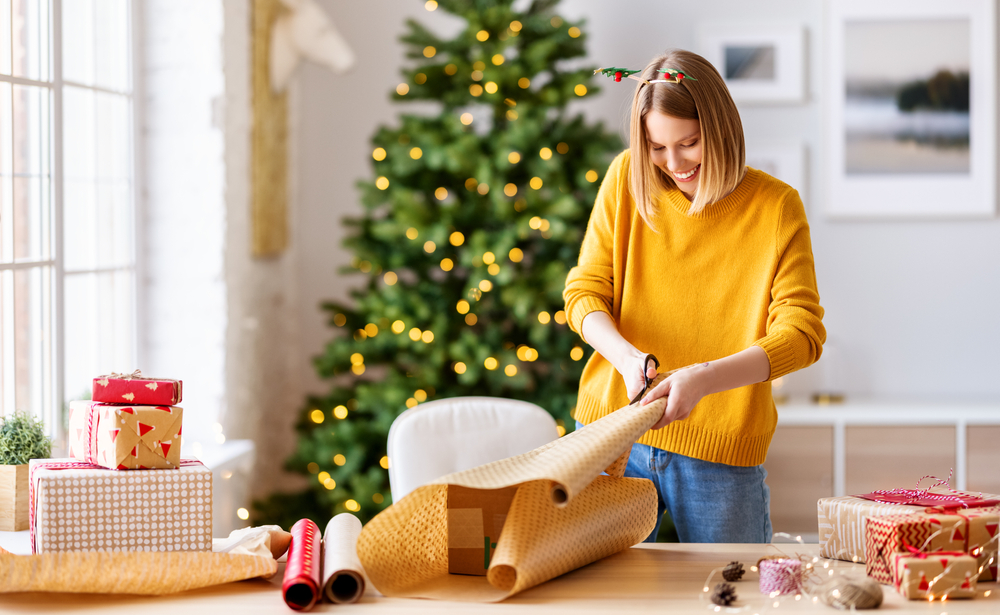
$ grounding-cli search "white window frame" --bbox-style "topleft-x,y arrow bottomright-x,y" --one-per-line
0,0 -> 139,444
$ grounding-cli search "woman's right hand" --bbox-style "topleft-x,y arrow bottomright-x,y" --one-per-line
617,351 -> 659,402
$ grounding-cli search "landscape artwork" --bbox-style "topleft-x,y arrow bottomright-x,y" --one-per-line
843,19 -> 970,175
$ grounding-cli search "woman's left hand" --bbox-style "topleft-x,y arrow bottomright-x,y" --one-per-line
640,364 -> 709,430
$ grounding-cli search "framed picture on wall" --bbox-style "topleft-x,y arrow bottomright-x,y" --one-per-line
824,0 -> 996,218
746,142 -> 807,199
698,23 -> 806,104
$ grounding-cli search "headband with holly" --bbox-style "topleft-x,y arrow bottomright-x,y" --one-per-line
594,67 -> 697,85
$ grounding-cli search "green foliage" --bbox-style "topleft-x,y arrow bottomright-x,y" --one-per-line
897,70 -> 969,112
0,412 -> 52,465
255,0 -> 622,527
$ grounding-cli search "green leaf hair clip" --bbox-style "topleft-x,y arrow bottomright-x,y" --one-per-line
593,66 -> 697,85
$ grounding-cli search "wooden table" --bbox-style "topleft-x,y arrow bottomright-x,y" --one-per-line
0,543 -> 996,613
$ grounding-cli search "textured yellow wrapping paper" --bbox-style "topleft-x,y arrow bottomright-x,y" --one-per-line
0,551 -> 277,594
357,378 -> 670,602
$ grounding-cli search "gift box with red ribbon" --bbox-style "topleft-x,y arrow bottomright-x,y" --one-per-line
865,508 -> 999,584
68,400 -> 183,470
818,475 -> 1000,567
892,549 -> 978,599
92,371 -> 182,406
29,458 -> 212,554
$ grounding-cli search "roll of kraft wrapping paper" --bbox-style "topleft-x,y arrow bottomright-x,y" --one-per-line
357,371 -> 686,602
282,518 -> 323,610
322,513 -> 368,603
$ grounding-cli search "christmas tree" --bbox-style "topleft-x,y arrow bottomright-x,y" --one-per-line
255,0 -> 622,529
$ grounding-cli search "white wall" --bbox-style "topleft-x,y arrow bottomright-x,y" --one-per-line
294,0 -> 1000,407
142,0 -> 227,440
142,0 -> 305,499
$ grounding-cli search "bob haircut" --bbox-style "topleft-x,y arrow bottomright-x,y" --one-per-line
628,49 -> 745,222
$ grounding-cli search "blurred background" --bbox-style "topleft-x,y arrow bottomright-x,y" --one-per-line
1,0 -> 998,538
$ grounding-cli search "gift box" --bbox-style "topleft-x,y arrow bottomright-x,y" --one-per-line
447,485 -> 518,575
93,373 -> 182,406
892,551 -> 978,599
29,458 -> 212,554
865,508 -> 999,584
818,488 -> 1000,565
68,400 -> 182,470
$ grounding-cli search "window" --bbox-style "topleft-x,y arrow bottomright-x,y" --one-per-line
0,0 -> 136,437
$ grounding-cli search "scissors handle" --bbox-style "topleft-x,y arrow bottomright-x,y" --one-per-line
628,354 -> 660,405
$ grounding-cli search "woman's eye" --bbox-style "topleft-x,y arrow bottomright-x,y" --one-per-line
682,141 -> 698,148
652,146 -> 664,152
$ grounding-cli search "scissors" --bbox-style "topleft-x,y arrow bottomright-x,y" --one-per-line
629,354 -> 660,405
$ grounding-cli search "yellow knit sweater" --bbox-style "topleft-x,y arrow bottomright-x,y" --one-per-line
563,150 -> 826,466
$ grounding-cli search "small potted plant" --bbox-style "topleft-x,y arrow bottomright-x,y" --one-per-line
0,412 -> 51,531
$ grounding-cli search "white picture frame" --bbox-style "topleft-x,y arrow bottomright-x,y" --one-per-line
698,23 -> 806,104
824,0 -> 996,219
746,142 -> 807,199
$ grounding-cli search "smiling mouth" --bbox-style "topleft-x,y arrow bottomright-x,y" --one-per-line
672,164 -> 700,181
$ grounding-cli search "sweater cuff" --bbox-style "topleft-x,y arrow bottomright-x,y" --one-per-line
568,297 -> 611,341
754,333 -> 797,381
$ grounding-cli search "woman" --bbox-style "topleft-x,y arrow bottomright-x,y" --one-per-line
563,49 -> 825,543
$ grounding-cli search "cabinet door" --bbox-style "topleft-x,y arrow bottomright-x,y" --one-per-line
845,426 -> 955,495
764,426 -> 833,535
968,425 -> 1000,495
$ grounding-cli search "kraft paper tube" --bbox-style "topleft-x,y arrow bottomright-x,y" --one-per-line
322,513 -> 367,603
0,551 -> 276,594
282,518 -> 323,611
358,372 -> 678,602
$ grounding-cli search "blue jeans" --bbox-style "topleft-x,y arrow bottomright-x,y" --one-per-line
578,422 -> 772,543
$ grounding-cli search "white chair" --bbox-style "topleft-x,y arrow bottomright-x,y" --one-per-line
387,396 -> 559,502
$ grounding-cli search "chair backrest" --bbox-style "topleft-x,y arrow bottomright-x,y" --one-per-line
387,396 -> 559,502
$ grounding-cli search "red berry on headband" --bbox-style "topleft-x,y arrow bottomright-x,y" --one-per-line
678,73 -> 685,80
614,71 -> 622,82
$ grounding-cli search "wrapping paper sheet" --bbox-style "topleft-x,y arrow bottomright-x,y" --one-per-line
322,513 -> 367,603
357,376 -> 671,602
0,551 -> 276,594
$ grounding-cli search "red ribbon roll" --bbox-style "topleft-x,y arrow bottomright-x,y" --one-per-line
282,518 -> 323,611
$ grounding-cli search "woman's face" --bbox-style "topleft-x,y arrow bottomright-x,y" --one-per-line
645,111 -> 702,200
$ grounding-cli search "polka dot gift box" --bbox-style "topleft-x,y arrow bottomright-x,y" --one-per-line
67,401 -> 183,470
28,458 -> 212,554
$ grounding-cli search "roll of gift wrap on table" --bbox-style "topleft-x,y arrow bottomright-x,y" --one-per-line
282,518 -> 323,611
322,513 -> 368,603
357,373 -> 677,602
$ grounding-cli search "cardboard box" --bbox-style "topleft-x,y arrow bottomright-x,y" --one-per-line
29,458 -> 212,554
93,374 -> 183,405
892,551 -> 978,599
68,401 -> 182,470
447,485 -> 518,575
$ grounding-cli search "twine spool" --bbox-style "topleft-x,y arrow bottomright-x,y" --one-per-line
759,558 -> 806,596
813,575 -> 884,610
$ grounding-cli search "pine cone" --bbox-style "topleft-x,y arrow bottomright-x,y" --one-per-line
711,583 -> 738,606
722,561 -> 745,582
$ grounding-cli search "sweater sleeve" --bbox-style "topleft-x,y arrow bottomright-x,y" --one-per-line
753,190 -> 827,381
562,151 -> 628,342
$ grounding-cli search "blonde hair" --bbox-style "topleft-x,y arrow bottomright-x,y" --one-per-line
628,49 -> 745,222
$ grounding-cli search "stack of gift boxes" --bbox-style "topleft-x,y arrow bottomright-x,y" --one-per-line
29,373 -> 213,554
818,486 -> 999,600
